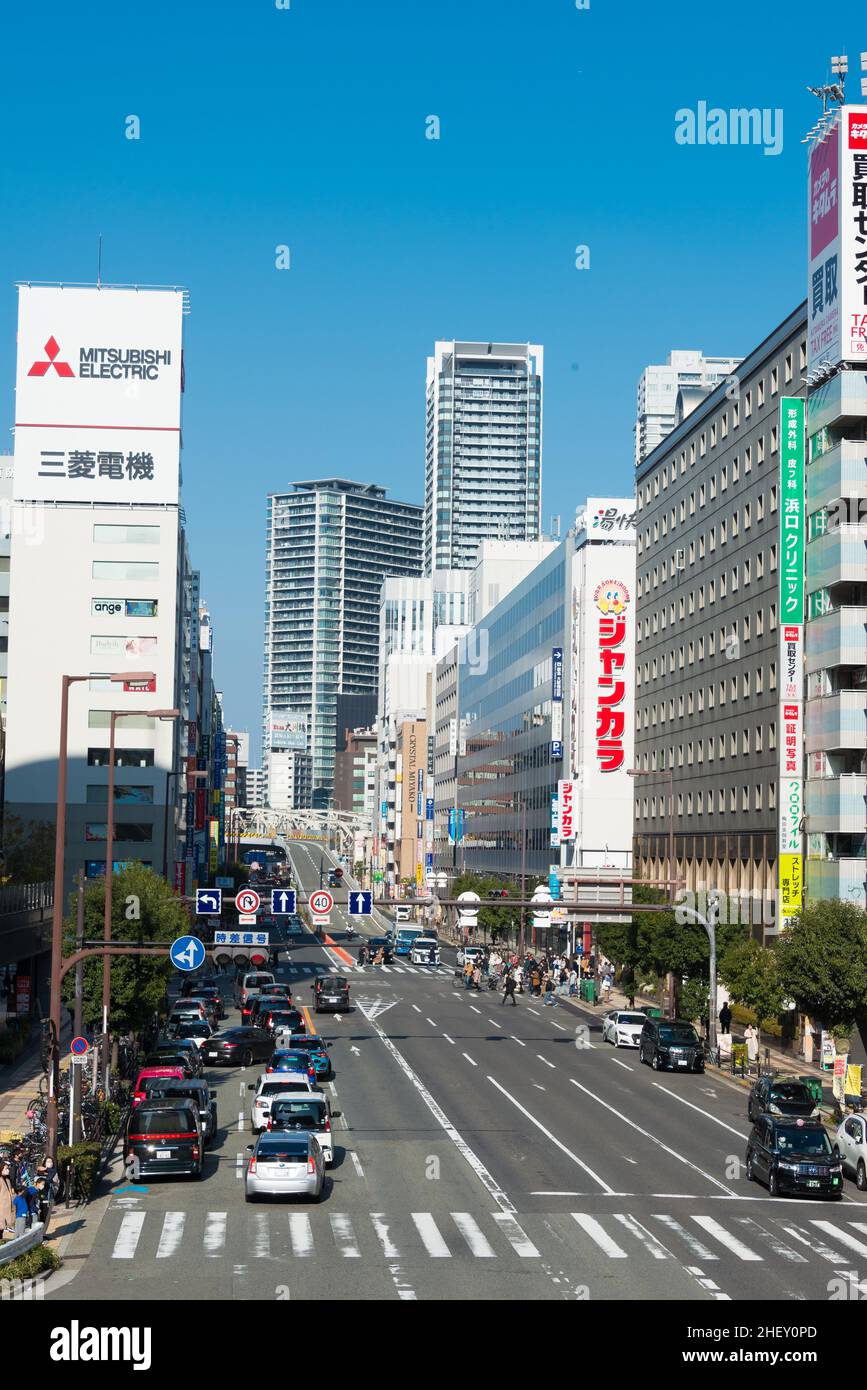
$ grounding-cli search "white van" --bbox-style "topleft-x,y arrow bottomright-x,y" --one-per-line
395,904 -> 413,923
410,936 -> 441,965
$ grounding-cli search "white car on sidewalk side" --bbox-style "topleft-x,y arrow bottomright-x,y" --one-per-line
833,1114 -> 867,1190
601,1010 -> 647,1048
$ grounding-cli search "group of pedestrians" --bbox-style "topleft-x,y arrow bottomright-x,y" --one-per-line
0,1147 -> 58,1241
458,948 -> 608,1009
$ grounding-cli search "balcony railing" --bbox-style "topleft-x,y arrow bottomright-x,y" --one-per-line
806,774 -> 867,833
805,606 -> 867,672
806,856 -> 867,908
805,690 -> 867,752
806,527 -> 867,589
807,439 -> 867,509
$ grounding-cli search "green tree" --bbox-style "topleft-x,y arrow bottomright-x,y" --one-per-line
776,899 -> 867,1040
1,815 -> 55,883
450,872 -> 519,942
61,862 -> 191,1037
719,937 -> 786,1029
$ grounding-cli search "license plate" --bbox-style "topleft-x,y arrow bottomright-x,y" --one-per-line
677,1059 -> 688,1067
156,1149 -> 172,1159
207,1051 -> 218,1057
807,1180 -> 820,1188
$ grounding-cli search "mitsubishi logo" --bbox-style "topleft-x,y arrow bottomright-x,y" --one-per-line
28,335 -> 75,378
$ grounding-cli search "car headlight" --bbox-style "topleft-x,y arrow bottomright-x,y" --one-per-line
810,1107 -> 820,1118
769,1103 -> 782,1115
831,1164 -> 843,1174
777,1160 -> 799,1171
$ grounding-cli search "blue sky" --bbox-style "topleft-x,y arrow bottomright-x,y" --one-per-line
1,0 -> 863,756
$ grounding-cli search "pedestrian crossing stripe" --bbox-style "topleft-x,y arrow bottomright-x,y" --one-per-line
108,1208 -> 867,1268
288,963 -> 450,977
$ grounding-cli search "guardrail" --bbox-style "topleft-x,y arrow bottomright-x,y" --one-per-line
0,1221 -> 45,1268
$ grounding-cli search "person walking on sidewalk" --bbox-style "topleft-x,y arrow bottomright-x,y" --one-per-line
11,1188 -> 29,1240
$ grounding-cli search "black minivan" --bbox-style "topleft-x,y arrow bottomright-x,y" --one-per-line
745,1117 -> 843,1198
125,1099 -> 203,1179
639,1017 -> 705,1072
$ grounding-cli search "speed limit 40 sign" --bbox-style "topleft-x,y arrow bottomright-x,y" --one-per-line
310,889 -> 333,917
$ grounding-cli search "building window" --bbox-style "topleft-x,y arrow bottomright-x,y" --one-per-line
758,379 -> 765,407
745,390 -> 752,418
785,353 -> 793,383
87,747 -> 155,768
92,561 -> 159,581
93,524 -> 160,545
733,400 -> 739,428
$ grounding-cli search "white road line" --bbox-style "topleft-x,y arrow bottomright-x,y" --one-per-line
469,1005 -> 481,1014
156,1212 -> 185,1259
568,1078 -> 737,1197
651,1083 -> 751,1140
412,1004 -> 422,1013
550,1021 -> 567,1032
330,1213 -> 361,1258
371,1212 -> 400,1258
203,1212 -> 228,1256
389,1267 -> 418,1301
536,1054 -> 556,1069
653,1214 -> 717,1260
252,1212 -> 271,1258
526,1007 -> 540,1016
289,1212 -> 314,1257
613,1212 -> 670,1259
462,1052 -> 478,1067
777,1221 -> 846,1263
412,1212 -> 451,1257
235,1153 -> 244,1180
684,1265 -> 731,1302
572,1213 -> 628,1258
611,1057 -> 633,1071
510,1035 -> 526,1047
733,1217 -> 808,1263
488,1019 -> 502,1029
237,1110 -> 245,1132
452,1212 -> 496,1257
426,1018 -> 438,1027
350,1151 -> 365,1178
691,1215 -> 762,1261
487,1075 -> 615,1194
112,1211 -> 146,1259
360,1007 -> 517,1212
492,1212 -> 540,1258
239,1081 -> 245,1097
812,1221 -> 867,1259
391,966 -> 405,974
442,1034 -> 456,1045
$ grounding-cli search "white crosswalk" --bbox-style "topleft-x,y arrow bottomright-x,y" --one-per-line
288,962 -> 451,977
110,1207 -> 539,1263
107,1204 -> 867,1272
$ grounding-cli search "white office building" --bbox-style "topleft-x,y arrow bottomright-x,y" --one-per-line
634,349 -> 743,467
5,284 -> 190,891
424,341 -> 543,573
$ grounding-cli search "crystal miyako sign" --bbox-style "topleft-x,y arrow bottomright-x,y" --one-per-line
778,398 -> 805,925
14,285 -> 184,504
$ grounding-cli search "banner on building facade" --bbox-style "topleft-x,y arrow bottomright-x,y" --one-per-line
778,398 -> 805,928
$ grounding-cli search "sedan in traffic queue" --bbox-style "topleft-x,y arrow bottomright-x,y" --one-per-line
746,1116 -> 843,1199
149,1080 -> 218,1145
150,1038 -> 204,1076
143,1052 -> 196,1080
833,1113 -> 867,1190
186,985 -> 225,1021
265,1007 -> 306,1036
601,1010 -> 647,1049
169,1019 -> 214,1051
267,1095 -> 339,1165
311,976 -> 350,1013
204,1026 -> 275,1068
249,1072 -> 321,1133
125,1099 -> 203,1180
244,1131 -> 324,1203
266,1048 -> 317,1083
282,1033 -> 333,1081
747,1075 -> 821,1124
249,994 -> 293,1027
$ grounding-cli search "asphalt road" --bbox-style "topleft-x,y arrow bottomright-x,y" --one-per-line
46,840 -> 867,1303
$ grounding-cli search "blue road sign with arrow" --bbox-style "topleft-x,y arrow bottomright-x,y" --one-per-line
195,888 -> 222,915
170,935 -> 206,972
349,890 -> 372,916
271,889 -> 297,915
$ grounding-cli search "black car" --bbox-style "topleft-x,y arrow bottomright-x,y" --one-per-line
366,936 -> 394,963
746,1117 -> 843,1198
264,1007 -> 306,1035
311,976 -> 350,1013
638,1017 -> 705,1073
144,1052 -> 196,1079
747,1075 -> 820,1124
125,1099 -> 203,1179
149,1080 -> 218,1144
204,1027 -> 275,1067
186,985 -> 225,1021
249,994 -> 293,1027
150,1039 -> 204,1076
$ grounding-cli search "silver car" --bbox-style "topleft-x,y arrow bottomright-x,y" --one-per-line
244,1131 -> 324,1202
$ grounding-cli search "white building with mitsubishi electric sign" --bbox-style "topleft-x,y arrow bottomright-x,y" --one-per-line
5,284 -> 203,892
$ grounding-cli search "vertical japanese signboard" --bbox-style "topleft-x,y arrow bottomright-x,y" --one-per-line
778,398 -> 805,927
808,106 -> 867,371
551,646 -> 563,760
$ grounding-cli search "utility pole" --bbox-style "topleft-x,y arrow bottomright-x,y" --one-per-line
73,871 -> 85,1039
519,796 -> 526,955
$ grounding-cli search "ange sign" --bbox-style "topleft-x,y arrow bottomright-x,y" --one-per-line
309,889 -> 334,917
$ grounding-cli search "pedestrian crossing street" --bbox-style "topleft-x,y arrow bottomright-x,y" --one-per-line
289,962 -> 452,977
107,1203 -> 867,1274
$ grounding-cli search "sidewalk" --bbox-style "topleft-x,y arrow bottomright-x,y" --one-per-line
0,1017 -> 71,1139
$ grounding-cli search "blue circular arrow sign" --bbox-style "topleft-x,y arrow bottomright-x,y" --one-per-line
170,935 -> 206,972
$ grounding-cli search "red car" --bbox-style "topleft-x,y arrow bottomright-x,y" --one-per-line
133,1066 -> 186,1107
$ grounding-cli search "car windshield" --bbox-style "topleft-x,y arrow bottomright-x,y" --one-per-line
617,1014 -> 647,1026
658,1025 -> 699,1045
151,1087 -> 204,1105
257,1140 -> 308,1160
270,1011 -> 299,1023
775,1127 -> 833,1156
322,978 -> 347,989
261,1080 -> 308,1096
129,1108 -> 197,1135
271,1104 -> 325,1127
177,1023 -> 209,1035
770,1084 -> 812,1104
271,1053 -> 309,1068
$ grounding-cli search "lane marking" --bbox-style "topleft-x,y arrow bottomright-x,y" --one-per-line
237,1110 -> 245,1132
289,1212 -> 314,1257
412,1004 -> 422,1014
487,1075 -> 615,1194
426,1018 -> 438,1027
330,1212 -> 361,1258
653,1213 -> 717,1260
691,1215 -> 762,1261
492,1212 -> 540,1258
613,1212 -> 670,1260
488,1019 -> 502,1029
235,1153 -> 244,1180
510,1035 -> 526,1047
536,1054 -> 555,1069
358,1003 -> 517,1212
532,1084 -> 546,1091
412,1212 -> 450,1258
568,1078 -> 737,1197
452,1212 -> 496,1257
611,1058 -> 633,1071
203,1212 -> 228,1256
252,1211 -> 271,1258
156,1212 -> 185,1259
350,1151 -> 365,1178
462,1052 -> 478,1067
572,1212 -> 627,1258
684,1265 -> 731,1302
112,1211 -> 146,1259
442,1034 -> 456,1045
371,1212 -> 399,1258
651,1082 -> 750,1140
550,1022 -> 567,1032
733,1216 -> 808,1263
812,1220 -> 867,1259
469,1005 -> 481,1015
